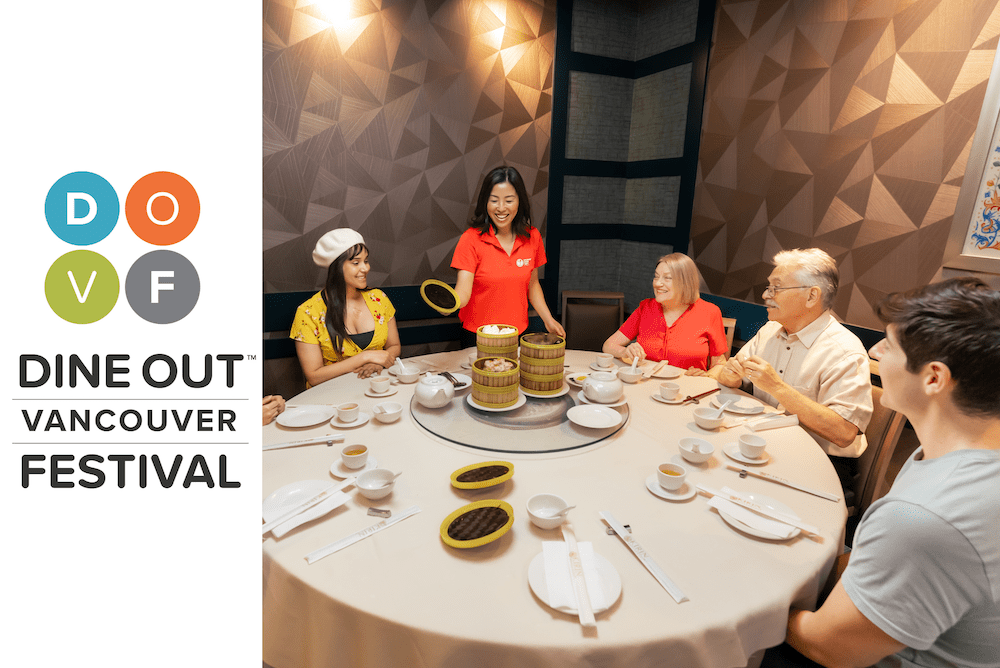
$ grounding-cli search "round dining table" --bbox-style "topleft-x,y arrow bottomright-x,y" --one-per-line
262,349 -> 847,668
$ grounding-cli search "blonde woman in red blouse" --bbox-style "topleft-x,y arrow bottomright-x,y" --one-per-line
602,253 -> 728,378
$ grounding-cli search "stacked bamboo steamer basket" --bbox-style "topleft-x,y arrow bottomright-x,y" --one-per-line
518,332 -> 565,395
470,357 -> 520,408
475,324 -> 519,359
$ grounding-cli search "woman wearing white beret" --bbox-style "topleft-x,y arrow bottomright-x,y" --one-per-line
290,229 -> 400,386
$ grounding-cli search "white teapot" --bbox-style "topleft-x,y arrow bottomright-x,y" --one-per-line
414,372 -> 455,408
582,370 -> 623,404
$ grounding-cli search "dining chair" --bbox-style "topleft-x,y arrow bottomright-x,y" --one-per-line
560,290 -> 625,352
722,317 -> 736,358
848,385 -> 907,518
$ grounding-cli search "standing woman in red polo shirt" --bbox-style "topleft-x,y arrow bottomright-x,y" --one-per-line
603,253 -> 728,377
450,166 -> 565,347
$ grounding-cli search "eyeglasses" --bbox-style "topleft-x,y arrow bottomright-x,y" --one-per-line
763,285 -> 812,297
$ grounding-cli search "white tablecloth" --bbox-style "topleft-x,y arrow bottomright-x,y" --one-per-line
263,349 -> 846,668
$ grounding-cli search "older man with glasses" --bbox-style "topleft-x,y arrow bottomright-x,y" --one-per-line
718,248 -> 873,497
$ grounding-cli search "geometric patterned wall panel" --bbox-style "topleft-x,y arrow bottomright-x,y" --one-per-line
693,0 -> 1000,328
571,0 -> 699,61
263,0 -> 556,293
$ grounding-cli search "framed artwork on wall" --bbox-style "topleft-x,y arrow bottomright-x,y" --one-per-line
944,46 -> 1000,278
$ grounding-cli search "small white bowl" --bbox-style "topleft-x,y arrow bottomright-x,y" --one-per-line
678,437 -> 714,464
356,468 -> 396,499
693,406 -> 725,430
373,401 -> 402,423
526,493 -> 570,530
617,367 -> 642,383
396,370 -> 419,383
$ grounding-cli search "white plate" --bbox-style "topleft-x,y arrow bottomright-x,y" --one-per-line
528,551 -> 622,615
262,479 -> 331,521
712,395 -> 764,414
520,384 -> 571,399
645,474 -> 696,501
566,405 -> 623,429
565,373 -> 590,387
717,492 -> 801,540
589,362 -> 617,372
365,387 -> 399,398
330,456 -> 379,479
466,392 -> 527,412
723,443 -> 771,465
651,393 -> 684,405
447,372 -> 472,390
276,405 -> 337,428
329,412 -> 371,429
649,364 -> 683,379
578,394 -> 628,408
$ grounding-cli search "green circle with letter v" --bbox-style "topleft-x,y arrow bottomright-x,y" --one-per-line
45,250 -> 120,324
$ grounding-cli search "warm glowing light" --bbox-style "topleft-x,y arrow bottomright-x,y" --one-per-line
316,0 -> 351,23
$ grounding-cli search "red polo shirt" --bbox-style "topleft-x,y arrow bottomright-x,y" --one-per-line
450,226 -> 546,333
618,298 -> 727,369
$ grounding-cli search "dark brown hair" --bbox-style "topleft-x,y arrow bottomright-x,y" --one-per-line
876,277 -> 1000,418
469,166 -> 532,239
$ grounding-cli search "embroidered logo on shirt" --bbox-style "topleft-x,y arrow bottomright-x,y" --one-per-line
516,257 -> 532,268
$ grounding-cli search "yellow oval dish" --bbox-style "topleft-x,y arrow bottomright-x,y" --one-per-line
450,461 -> 514,489
420,279 -> 461,315
440,500 -> 514,549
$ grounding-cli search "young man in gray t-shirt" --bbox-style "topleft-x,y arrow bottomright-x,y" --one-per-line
783,278 -> 1000,668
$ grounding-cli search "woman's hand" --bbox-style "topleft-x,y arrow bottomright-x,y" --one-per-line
684,366 -> 707,376
623,342 -> 646,363
262,395 -> 285,426
364,349 -> 397,369
355,363 -> 383,379
543,317 -> 566,338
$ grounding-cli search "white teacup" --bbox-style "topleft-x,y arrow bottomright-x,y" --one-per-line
596,352 -> 614,368
657,462 -> 687,491
469,351 -> 479,366
660,382 -> 680,400
341,444 -> 369,469
370,376 -> 391,393
337,402 -> 360,423
738,434 -> 767,459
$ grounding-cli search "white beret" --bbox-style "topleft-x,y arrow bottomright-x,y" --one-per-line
313,228 -> 365,268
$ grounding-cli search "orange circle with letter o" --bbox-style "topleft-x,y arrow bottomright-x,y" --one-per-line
125,171 -> 200,245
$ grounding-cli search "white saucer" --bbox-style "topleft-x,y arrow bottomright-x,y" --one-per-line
276,405 -> 337,428
447,372 -> 472,390
520,384 -> 571,399
590,362 -> 617,372
645,474 -> 696,501
566,404 -> 623,429
723,443 -> 770,465
565,372 -> 589,387
712,395 -> 764,415
330,455 -> 379,479
365,387 -> 398,398
651,394 -> 684,405
466,392 -> 527,412
528,551 -> 621,615
329,412 -> 371,429
717,492 -> 801,540
578,394 -> 628,408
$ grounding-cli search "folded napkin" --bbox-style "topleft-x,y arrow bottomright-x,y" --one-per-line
270,491 -> 350,538
708,496 -> 797,538
746,414 -> 799,431
543,541 -> 606,612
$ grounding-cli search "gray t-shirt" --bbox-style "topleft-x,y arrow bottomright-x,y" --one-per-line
841,447 -> 1000,668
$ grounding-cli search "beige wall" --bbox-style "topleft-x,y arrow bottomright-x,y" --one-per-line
693,0 -> 1000,328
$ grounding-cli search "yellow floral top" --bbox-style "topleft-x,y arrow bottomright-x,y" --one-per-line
289,289 -> 396,365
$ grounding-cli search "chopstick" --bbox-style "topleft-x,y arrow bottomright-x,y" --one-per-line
696,484 -> 820,535
262,477 -> 356,535
263,435 -> 345,451
725,465 -> 840,502
561,525 -> 596,628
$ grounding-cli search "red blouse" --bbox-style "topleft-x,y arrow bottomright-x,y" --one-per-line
617,298 -> 727,370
